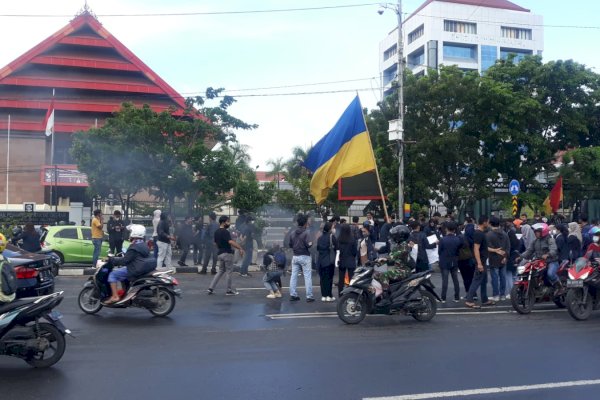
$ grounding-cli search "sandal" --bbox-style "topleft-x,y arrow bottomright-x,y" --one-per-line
465,301 -> 481,309
482,300 -> 496,306
102,298 -> 120,305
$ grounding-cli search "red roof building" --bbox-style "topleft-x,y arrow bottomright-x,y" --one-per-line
0,9 -> 188,206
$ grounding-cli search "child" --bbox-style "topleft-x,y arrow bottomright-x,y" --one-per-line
263,244 -> 286,299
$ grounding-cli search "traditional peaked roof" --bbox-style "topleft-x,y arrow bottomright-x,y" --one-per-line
0,10 -> 188,128
407,0 -> 530,22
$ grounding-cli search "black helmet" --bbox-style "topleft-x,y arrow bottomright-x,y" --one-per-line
390,224 -> 410,243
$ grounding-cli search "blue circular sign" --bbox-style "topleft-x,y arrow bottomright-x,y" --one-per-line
509,180 -> 520,196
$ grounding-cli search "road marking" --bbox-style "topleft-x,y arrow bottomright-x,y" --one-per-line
363,379 -> 600,400
237,286 -> 320,291
59,269 -> 84,276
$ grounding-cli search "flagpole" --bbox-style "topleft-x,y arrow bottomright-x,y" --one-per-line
357,96 -> 390,222
5,114 -> 10,210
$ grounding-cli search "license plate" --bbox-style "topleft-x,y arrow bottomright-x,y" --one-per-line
48,310 -> 63,321
567,280 -> 584,288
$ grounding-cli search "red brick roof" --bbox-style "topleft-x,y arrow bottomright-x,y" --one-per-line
407,0 -> 530,22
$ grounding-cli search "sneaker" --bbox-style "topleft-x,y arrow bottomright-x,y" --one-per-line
328,296 -> 336,302
177,261 -> 187,267
321,297 -> 327,302
210,269 -> 217,275
500,295 -> 506,301
239,273 -> 252,277
290,296 -> 300,302
266,293 -> 277,299
225,290 -> 239,296
306,298 -> 315,303
274,291 -> 282,298
199,269 -> 207,275
441,300 -> 446,304
207,288 -> 214,295
453,298 -> 460,303
505,294 -> 511,300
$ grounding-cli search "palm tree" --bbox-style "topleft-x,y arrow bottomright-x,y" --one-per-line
266,157 -> 285,190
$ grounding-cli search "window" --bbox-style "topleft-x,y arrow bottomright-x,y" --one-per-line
443,43 -> 477,61
408,47 -> 425,68
444,20 -> 477,34
481,45 -> 497,71
56,228 -> 78,240
81,228 -> 91,240
408,24 -> 424,44
500,48 -> 533,63
501,27 -> 532,40
383,64 -> 397,86
383,45 -> 397,61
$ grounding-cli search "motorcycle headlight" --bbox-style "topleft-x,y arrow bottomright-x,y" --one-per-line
580,272 -> 590,280
408,277 -> 424,287
517,266 -> 526,274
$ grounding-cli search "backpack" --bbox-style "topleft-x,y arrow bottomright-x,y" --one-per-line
0,257 -> 18,297
274,251 -> 286,267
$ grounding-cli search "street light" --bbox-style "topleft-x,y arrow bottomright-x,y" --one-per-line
380,1 -> 405,219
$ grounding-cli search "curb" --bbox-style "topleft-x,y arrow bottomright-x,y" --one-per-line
57,264 -> 262,276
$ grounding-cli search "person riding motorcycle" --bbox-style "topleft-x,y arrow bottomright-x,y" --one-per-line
103,224 -> 155,304
376,224 -> 413,285
0,233 -> 16,304
520,222 -> 562,294
583,226 -> 600,260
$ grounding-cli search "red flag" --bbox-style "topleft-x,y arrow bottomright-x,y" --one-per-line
44,96 -> 55,137
543,177 -> 563,214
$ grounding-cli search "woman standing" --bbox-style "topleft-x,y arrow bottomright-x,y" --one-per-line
337,223 -> 357,298
457,219 -> 475,294
317,222 -> 338,302
13,222 -> 41,253
568,222 -> 583,260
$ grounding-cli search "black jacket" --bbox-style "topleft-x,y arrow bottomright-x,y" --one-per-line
111,242 -> 154,279
289,227 -> 311,256
568,235 -> 582,260
555,233 -> 570,262
409,231 -> 435,265
338,240 -> 357,269
316,232 -> 338,268
14,231 -> 41,253
438,234 -> 463,269
107,218 -> 126,241
157,219 -> 171,244
178,223 -> 194,245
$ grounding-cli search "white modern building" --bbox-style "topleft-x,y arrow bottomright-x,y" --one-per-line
379,0 -> 544,96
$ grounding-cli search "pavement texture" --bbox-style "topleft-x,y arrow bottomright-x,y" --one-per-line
2,271 -> 600,400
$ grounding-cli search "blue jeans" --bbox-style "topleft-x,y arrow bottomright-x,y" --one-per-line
489,266 -> 506,297
240,245 -> 253,274
108,266 -> 128,283
153,237 -> 158,258
92,238 -> 103,267
290,255 -> 313,299
263,271 -> 283,292
547,261 -> 560,284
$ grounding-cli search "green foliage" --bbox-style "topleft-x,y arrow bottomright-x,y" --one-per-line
231,180 -> 275,213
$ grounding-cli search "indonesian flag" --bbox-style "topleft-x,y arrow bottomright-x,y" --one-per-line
44,96 -> 55,136
543,177 -> 563,214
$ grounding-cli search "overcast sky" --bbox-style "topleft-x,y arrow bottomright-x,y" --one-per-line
0,0 -> 598,170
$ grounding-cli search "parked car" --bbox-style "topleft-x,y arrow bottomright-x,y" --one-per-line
3,244 -> 55,298
40,225 -> 129,265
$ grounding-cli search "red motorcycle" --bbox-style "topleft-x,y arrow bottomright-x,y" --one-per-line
510,259 -> 569,314
565,258 -> 600,320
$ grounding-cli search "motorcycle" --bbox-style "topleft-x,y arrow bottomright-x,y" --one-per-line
510,259 -> 568,314
336,262 -> 441,325
77,258 -> 182,317
0,291 -> 72,368
565,257 -> 600,321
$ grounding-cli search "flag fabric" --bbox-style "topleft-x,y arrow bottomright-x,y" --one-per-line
543,177 -> 563,214
44,96 -> 55,137
303,96 -> 376,204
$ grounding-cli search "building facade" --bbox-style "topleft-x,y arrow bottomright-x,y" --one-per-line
0,9 -> 188,209
379,0 -> 544,96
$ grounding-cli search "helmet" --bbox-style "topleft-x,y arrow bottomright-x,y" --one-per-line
390,224 -> 410,244
590,226 -> 600,236
0,233 -> 6,252
532,223 -> 550,238
128,224 -> 146,239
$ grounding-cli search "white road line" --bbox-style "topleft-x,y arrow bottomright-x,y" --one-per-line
58,269 -> 84,276
363,379 -> 600,400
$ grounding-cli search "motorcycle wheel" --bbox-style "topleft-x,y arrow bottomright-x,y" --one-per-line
510,285 -> 535,314
566,288 -> 593,321
412,290 -> 437,322
149,288 -> 176,317
78,287 -> 103,314
553,294 -> 567,308
51,262 -> 59,277
337,293 -> 367,325
25,323 -> 66,368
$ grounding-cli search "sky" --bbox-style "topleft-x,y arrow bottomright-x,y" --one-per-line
0,0 -> 598,170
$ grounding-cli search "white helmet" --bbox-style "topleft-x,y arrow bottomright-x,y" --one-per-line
128,224 -> 146,239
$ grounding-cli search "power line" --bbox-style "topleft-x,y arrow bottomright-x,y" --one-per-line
0,3 -> 381,18
212,76 -> 380,93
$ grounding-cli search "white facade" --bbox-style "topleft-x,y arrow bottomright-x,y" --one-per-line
379,0 -> 544,96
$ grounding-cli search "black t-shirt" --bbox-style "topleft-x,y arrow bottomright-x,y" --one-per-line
473,229 -> 488,265
214,228 -> 233,255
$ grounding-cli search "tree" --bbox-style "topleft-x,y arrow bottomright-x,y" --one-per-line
266,157 -> 285,190
231,179 -> 275,213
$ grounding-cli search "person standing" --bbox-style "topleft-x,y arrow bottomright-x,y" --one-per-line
156,212 -> 173,270
457,219 -> 475,295
408,221 -> 434,272
438,222 -> 462,303
239,216 -> 255,277
486,216 -> 510,301
207,216 -> 244,296
151,210 -> 161,259
288,214 -> 314,302
107,210 -> 126,254
200,212 -> 219,274
192,217 -> 204,265
505,220 -> 521,296
337,224 -> 357,297
177,216 -> 194,267
91,209 -> 104,268
465,215 -> 493,308
317,222 -> 338,302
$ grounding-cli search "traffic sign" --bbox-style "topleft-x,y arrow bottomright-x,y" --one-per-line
509,180 -> 520,196
512,196 -> 518,217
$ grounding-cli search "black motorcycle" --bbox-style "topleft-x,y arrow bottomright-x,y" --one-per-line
0,291 -> 71,367
77,258 -> 182,317
337,263 -> 441,325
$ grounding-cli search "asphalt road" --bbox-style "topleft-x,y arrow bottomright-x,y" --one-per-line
1,272 -> 600,400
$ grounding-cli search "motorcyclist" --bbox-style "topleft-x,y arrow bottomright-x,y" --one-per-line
520,222 -> 561,294
583,226 -> 600,260
0,233 -> 16,304
103,224 -> 155,304
376,224 -> 413,285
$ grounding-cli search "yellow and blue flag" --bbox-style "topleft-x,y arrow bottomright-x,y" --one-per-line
304,96 -> 376,204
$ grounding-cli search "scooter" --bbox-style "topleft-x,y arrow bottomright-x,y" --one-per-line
565,257 -> 600,321
337,262 -> 441,325
0,291 -> 71,368
77,258 -> 182,317
510,258 -> 569,314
